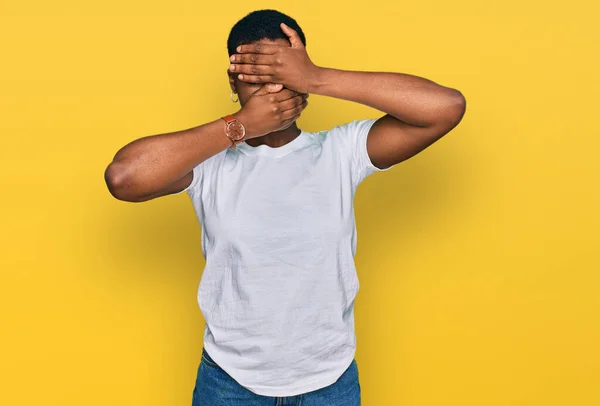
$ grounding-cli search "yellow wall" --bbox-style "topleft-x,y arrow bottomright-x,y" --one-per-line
1,1 -> 598,405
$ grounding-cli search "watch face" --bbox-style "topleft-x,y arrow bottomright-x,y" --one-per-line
227,120 -> 245,141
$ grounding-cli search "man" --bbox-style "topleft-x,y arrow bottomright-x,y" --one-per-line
105,9 -> 466,405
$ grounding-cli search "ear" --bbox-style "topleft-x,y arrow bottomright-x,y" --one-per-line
227,69 -> 236,93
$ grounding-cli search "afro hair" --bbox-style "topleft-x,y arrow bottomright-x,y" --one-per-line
227,9 -> 306,57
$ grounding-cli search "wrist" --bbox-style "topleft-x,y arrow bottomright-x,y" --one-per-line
308,66 -> 332,94
231,110 -> 255,140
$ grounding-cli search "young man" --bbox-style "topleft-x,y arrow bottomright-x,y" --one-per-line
105,9 -> 466,406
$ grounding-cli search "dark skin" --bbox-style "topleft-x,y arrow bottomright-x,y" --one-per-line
230,23 -> 467,170
228,37 -> 308,149
105,24 -> 466,202
104,39 -> 308,202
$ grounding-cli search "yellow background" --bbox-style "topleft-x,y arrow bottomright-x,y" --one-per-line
1,1 -> 598,405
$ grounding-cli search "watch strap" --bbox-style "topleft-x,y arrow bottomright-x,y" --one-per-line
221,115 -> 245,150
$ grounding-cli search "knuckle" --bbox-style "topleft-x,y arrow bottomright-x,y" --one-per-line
251,65 -> 259,74
253,43 -> 261,52
250,54 -> 258,63
269,96 -> 276,102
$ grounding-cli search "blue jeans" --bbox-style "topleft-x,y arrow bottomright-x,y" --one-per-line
192,347 -> 361,405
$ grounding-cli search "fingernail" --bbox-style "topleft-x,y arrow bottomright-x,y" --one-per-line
230,65 -> 235,71
237,46 -> 241,52
230,55 -> 235,62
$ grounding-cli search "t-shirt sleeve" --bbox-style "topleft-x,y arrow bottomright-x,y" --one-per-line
338,118 -> 393,187
172,161 -> 204,197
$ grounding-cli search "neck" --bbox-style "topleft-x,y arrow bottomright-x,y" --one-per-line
245,123 -> 301,148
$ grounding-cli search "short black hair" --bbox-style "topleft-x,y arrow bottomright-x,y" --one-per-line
227,9 -> 306,57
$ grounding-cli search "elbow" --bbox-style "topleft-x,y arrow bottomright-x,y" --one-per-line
104,162 -> 146,202
441,89 -> 467,129
104,162 -> 128,201
451,89 -> 467,123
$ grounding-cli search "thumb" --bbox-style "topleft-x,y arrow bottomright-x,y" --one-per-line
255,82 -> 283,96
280,23 -> 303,49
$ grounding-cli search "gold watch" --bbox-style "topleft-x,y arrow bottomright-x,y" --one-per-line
221,115 -> 246,150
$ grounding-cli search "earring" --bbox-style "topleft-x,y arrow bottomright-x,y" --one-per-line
230,91 -> 239,103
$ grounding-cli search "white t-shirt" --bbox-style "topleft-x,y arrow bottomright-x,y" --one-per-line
178,118 -> 392,396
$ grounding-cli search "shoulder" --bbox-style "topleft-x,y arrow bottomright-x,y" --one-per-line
317,118 -> 378,136
314,118 -> 378,148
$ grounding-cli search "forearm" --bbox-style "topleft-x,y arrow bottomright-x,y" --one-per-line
105,118 -> 231,201
309,67 -> 465,127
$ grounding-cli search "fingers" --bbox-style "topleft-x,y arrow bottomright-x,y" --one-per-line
279,93 -> 309,112
255,85 -> 307,102
280,105 -> 306,126
265,83 -> 283,93
230,53 -> 275,65
236,43 -> 279,55
275,88 -> 305,102
237,73 -> 271,83
280,98 -> 308,121
254,82 -> 282,96
280,23 -> 304,49
229,63 -> 272,76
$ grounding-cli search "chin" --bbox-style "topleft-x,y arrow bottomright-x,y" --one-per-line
280,121 -> 295,130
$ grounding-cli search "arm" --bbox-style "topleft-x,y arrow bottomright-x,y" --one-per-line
104,84 -> 307,202
104,119 -> 232,202
309,68 -> 466,168
230,23 -> 466,169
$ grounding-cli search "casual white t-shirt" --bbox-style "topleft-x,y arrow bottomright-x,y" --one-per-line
177,118 -> 392,396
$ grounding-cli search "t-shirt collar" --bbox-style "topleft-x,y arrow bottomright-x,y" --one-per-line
236,130 -> 312,158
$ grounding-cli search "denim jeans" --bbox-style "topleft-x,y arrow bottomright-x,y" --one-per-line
192,347 -> 361,405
